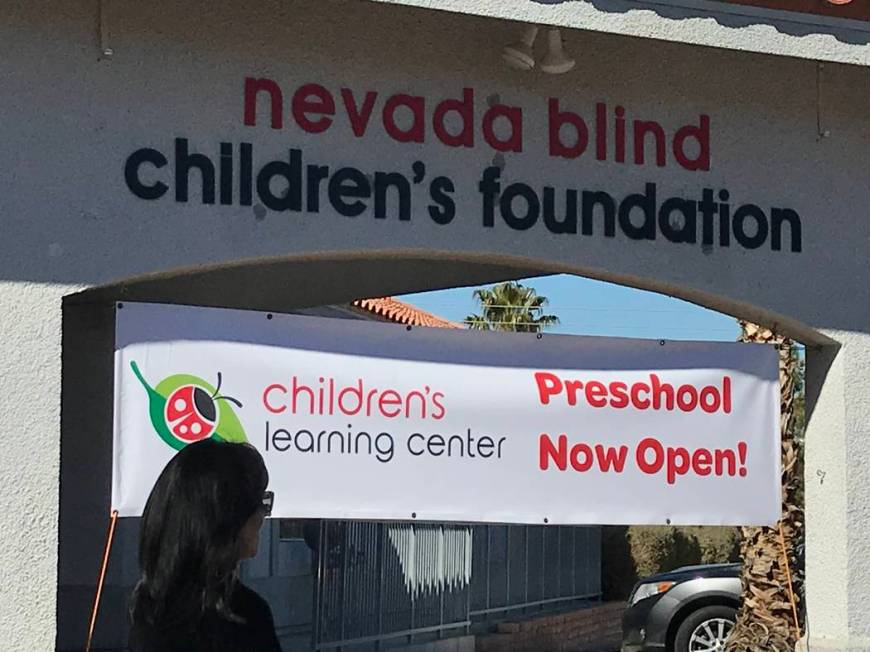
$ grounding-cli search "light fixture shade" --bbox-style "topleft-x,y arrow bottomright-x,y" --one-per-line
540,28 -> 575,74
502,25 -> 539,71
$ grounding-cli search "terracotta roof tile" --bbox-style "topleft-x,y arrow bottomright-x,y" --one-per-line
352,297 -> 463,329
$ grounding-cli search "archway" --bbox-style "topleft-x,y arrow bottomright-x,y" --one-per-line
56,252 -> 826,650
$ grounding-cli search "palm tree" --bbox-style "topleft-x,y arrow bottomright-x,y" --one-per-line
725,322 -> 804,651
465,281 -> 559,333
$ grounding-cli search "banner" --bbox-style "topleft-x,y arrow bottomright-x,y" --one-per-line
113,302 -> 781,525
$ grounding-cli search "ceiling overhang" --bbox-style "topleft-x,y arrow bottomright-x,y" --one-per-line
366,0 -> 870,66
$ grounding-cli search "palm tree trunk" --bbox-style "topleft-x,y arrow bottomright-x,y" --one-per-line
725,322 -> 804,651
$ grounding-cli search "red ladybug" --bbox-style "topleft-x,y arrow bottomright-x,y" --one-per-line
164,373 -> 242,443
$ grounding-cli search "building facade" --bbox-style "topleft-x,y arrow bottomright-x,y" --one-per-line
2,1 -> 870,650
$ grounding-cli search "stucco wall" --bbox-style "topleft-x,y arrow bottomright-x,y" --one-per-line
2,0 -> 868,332
1,0 -> 869,649
0,283 -> 73,650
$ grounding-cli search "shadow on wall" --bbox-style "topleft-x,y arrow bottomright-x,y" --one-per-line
530,0 -> 870,45
57,301 -> 118,650
602,526 -> 638,600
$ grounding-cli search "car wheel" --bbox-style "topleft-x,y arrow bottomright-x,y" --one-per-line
673,604 -> 737,652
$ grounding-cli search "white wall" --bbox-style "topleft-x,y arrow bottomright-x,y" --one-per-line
0,283 -> 73,650
1,0 -> 869,648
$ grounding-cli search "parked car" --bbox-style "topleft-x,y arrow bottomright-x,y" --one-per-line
622,563 -> 741,652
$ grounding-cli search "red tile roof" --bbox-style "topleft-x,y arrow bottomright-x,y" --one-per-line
352,297 -> 463,329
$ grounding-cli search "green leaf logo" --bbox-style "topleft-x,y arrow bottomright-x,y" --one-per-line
130,361 -> 247,450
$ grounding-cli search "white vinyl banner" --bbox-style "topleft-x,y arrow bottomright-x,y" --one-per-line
113,302 -> 781,525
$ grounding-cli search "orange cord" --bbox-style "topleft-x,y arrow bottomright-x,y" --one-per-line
778,520 -> 801,640
86,510 -> 119,652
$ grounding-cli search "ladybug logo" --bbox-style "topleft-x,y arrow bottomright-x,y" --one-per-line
164,374 -> 243,443
130,361 -> 248,450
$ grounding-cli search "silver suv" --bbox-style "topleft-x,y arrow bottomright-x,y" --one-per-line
622,563 -> 741,652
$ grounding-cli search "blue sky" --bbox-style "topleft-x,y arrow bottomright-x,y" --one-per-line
399,274 -> 740,342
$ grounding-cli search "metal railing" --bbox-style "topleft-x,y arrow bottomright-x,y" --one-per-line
314,521 -> 472,649
313,521 -> 601,650
469,524 -> 601,617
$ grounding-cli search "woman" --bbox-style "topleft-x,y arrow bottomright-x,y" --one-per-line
129,439 -> 281,651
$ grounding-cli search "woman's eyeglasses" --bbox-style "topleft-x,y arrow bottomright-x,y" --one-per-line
261,491 -> 274,517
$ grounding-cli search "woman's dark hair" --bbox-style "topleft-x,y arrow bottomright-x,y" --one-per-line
130,439 -> 268,628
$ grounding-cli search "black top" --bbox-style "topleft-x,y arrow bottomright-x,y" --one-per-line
129,582 -> 282,652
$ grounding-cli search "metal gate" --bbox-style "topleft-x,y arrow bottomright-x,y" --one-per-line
313,521 -> 473,649
312,521 -> 602,650
469,524 -> 601,617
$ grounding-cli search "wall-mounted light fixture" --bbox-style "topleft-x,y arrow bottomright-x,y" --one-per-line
502,26 -> 575,75
540,28 -> 575,74
502,25 -> 539,71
